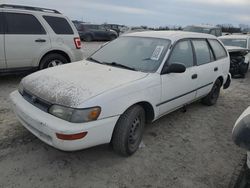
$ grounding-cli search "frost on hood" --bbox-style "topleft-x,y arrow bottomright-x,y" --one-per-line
22,74 -> 92,108
20,61 -> 148,108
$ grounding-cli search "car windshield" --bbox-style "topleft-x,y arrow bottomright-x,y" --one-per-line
88,36 -> 171,72
220,38 -> 247,48
183,26 -> 210,34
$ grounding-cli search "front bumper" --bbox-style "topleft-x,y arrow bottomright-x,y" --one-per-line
10,90 -> 119,151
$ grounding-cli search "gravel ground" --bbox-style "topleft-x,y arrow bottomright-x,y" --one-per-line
0,42 -> 249,188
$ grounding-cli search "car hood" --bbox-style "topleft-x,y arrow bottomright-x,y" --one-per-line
21,61 -> 148,108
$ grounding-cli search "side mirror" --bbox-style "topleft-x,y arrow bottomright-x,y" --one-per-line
162,63 -> 186,74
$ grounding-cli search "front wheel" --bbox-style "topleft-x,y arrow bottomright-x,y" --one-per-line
202,79 -> 222,106
112,105 -> 145,156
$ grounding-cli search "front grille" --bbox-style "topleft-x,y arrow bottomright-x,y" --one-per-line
22,89 -> 52,112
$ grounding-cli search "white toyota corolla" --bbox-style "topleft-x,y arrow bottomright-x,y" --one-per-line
10,31 -> 231,156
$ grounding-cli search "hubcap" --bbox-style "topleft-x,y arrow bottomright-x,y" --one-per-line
48,60 -> 63,67
128,117 -> 141,150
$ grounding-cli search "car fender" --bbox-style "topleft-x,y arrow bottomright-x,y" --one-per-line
78,74 -> 161,121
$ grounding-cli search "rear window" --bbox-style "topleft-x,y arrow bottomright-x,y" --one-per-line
5,13 -> 46,34
43,16 -> 73,35
208,39 -> 228,59
0,12 -> 3,34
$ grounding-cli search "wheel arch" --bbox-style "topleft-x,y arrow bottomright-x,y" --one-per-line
39,50 -> 71,68
217,76 -> 224,85
120,101 -> 155,124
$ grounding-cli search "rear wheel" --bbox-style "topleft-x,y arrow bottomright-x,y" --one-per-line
39,54 -> 68,69
109,35 -> 117,41
84,34 -> 93,42
202,79 -> 222,106
112,105 -> 145,156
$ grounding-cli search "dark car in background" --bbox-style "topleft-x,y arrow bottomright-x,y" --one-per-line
73,23 -> 118,42
183,25 -> 222,37
102,24 -> 126,36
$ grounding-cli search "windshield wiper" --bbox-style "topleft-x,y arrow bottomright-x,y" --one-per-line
86,57 -> 103,64
103,62 -> 137,71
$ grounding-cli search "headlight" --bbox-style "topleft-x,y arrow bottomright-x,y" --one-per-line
49,105 -> 101,123
18,83 -> 24,95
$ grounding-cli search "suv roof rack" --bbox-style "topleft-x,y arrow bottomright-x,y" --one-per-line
0,4 -> 61,14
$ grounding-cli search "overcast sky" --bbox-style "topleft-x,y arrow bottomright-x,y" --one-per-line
2,0 -> 250,27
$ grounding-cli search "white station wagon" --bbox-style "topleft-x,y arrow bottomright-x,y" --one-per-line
10,31 -> 231,156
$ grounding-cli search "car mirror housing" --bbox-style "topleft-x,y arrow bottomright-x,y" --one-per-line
162,63 -> 186,74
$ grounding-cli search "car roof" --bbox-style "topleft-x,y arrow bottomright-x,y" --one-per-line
219,35 -> 250,39
185,25 -> 220,29
0,4 -> 63,17
124,31 -> 217,41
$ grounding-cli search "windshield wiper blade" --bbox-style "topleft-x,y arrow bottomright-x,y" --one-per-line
86,57 -> 102,64
103,62 -> 136,71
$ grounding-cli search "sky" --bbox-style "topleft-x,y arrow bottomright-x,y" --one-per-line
1,0 -> 250,27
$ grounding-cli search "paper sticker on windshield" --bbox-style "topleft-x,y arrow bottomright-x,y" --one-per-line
151,46 -> 164,61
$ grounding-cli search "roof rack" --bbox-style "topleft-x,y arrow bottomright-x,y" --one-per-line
0,4 -> 61,14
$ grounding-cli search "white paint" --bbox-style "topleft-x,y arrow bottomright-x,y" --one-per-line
10,31 -> 231,151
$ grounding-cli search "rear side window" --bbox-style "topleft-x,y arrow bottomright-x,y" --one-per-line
0,12 -> 3,34
5,13 -> 46,34
192,40 -> 212,65
208,39 -> 228,59
43,16 -> 73,34
168,40 -> 194,68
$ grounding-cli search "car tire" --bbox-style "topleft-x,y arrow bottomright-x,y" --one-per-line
202,79 -> 222,106
39,54 -> 68,70
84,34 -> 93,42
112,105 -> 145,156
109,35 -> 117,41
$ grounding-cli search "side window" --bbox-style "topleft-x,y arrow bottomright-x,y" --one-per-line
210,29 -> 216,36
208,39 -> 228,59
248,39 -> 250,50
0,12 -> 3,34
168,40 -> 194,68
216,29 -> 222,37
5,13 -> 46,34
43,16 -> 73,35
192,40 -> 212,65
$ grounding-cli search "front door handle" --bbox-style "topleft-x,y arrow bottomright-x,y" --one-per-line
192,74 -> 198,79
35,39 -> 46,43
214,67 -> 218,72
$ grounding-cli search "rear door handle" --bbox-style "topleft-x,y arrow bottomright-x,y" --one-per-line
192,74 -> 198,79
35,39 -> 46,43
214,67 -> 218,72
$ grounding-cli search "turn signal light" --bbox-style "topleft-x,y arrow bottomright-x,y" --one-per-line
56,132 -> 87,140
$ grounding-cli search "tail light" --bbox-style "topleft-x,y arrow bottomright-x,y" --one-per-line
74,37 -> 82,49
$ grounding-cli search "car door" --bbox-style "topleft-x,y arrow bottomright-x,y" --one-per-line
4,12 -> 50,68
192,39 -> 217,98
0,12 -> 6,69
159,40 -> 198,115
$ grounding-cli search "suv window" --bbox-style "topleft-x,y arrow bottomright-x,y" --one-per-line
5,13 -> 46,34
0,12 -> 3,34
168,40 -> 194,68
43,16 -> 73,34
208,39 -> 227,59
192,40 -> 213,65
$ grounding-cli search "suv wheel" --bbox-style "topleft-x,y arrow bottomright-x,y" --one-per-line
109,35 -> 117,41
112,105 -> 145,156
40,54 -> 68,69
202,79 -> 222,106
84,34 -> 92,42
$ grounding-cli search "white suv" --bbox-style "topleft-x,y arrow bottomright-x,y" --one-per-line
10,31 -> 231,156
0,4 -> 83,74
